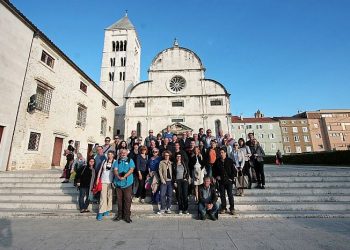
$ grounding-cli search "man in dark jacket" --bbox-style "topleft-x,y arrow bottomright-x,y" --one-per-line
198,176 -> 219,220
213,148 -> 235,215
75,161 -> 92,213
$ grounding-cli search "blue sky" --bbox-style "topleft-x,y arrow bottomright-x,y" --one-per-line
12,0 -> 350,117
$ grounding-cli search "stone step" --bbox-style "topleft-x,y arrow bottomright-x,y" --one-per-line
264,171 -> 350,177
0,182 -> 74,188
1,209 -> 350,219
265,182 -> 350,188
0,201 -> 349,211
0,187 -> 78,194
1,194 -> 350,203
266,176 -> 350,182
2,181 -> 350,189
0,172 -> 62,178
0,177 -> 65,183
247,187 -> 350,195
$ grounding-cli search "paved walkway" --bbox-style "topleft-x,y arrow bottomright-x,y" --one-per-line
1,217 -> 349,250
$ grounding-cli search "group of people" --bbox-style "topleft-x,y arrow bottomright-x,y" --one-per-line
62,126 -> 266,222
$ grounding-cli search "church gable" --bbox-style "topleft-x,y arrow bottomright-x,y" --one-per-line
161,122 -> 193,135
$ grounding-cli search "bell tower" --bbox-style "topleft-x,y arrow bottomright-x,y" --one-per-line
99,12 -> 141,137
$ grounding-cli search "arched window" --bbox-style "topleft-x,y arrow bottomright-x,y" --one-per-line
215,120 -> 222,136
120,57 -> 123,66
136,122 -> 141,137
120,41 -> 124,51
116,41 -> 119,51
119,72 -> 122,81
124,40 -> 127,51
112,41 -> 115,51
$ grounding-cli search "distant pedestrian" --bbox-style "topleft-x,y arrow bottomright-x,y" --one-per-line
276,150 -> 283,165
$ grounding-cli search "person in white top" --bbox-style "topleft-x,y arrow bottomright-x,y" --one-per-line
96,151 -> 115,221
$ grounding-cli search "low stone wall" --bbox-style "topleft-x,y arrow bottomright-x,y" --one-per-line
264,150 -> 350,166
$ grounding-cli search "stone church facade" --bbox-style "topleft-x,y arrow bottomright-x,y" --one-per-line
100,15 -> 232,138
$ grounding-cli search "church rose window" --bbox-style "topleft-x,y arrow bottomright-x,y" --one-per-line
169,76 -> 186,93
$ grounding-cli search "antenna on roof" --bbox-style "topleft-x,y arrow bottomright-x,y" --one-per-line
125,10 -> 128,17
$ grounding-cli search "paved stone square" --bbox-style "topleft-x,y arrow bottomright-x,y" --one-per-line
0,217 -> 349,250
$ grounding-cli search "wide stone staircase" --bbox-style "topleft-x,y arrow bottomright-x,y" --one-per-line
0,165 -> 350,218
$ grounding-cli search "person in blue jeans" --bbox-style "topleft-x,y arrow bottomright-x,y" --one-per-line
147,149 -> 161,204
75,158 -> 93,213
157,150 -> 173,214
198,176 -> 219,220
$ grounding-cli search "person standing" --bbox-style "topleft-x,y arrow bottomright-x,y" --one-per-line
173,153 -> 190,214
96,151 -> 115,221
144,130 -> 157,148
251,139 -> 266,189
128,143 -> 140,198
238,138 -> 252,189
102,137 -> 114,157
203,129 -> 215,149
205,140 -> 219,177
232,143 -> 245,196
276,149 -> 283,165
147,149 -> 162,204
127,130 -> 138,150
213,148 -> 235,215
75,158 -> 93,213
61,140 -> 75,183
158,150 -> 173,214
136,146 -> 148,203
189,146 -> 206,202
163,125 -> 173,141
113,149 -> 135,223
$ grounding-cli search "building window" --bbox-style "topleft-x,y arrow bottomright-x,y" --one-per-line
123,72 -> 125,81
172,101 -> 184,107
120,41 -> 124,51
169,76 -> 186,93
316,134 -> 322,139
76,105 -> 87,127
284,136 -> 289,142
136,122 -> 141,137
134,101 -> 145,108
296,146 -> 302,153
306,146 -> 312,152
260,143 -> 265,150
210,99 -> 223,106
238,125 -> 244,130
302,127 -> 308,133
327,125 -> 331,130
28,132 -> 41,151
40,50 -> 55,68
112,41 -> 116,51
102,99 -> 107,108
285,146 -> 291,153
271,143 -> 276,150
281,121 -> 286,124
36,84 -> 52,114
121,57 -> 126,66
124,40 -> 127,51
282,127 -> 288,133
110,58 -> 115,66
246,125 -> 252,129
240,133 -> 245,139
301,120 -> 306,124
119,72 -> 122,81
116,41 -> 119,51
269,133 -> 275,139
256,125 -> 263,130
304,135 -> 310,142
100,118 -> 107,136
318,144 -> 324,149
171,118 -> 184,123
291,120 -> 295,124
215,120 -> 222,136
80,82 -> 87,93
259,134 -> 264,139
109,72 -> 114,81
292,127 -> 298,133
294,135 -> 300,142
